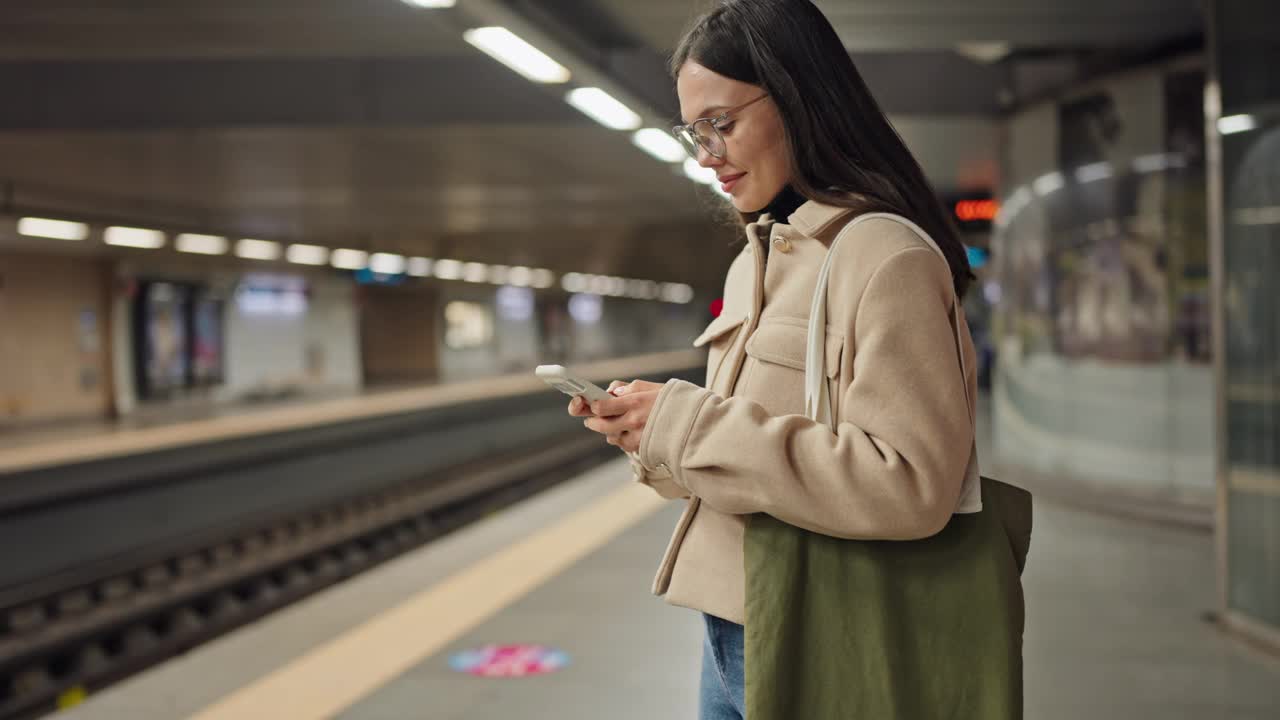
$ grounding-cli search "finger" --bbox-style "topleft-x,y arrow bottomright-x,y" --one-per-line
583,416 -> 605,434
607,380 -> 629,395
568,396 -> 593,417
621,434 -> 640,453
588,415 -> 632,435
584,416 -> 626,434
590,394 -> 629,417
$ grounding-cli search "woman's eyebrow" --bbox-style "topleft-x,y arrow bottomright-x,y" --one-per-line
683,104 -> 731,123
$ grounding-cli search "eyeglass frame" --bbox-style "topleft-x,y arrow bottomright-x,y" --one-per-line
671,93 -> 769,160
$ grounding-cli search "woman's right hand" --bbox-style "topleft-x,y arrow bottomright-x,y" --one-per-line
567,380 -> 628,417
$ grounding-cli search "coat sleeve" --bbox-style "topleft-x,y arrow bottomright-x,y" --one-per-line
637,246 -> 973,540
627,451 -> 690,500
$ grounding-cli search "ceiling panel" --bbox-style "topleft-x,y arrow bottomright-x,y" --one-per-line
0,0 -> 1203,291
0,56 -> 593,130
597,0 -> 1203,54
0,0 -> 472,60
0,0 -> 745,286
0,126 -> 714,238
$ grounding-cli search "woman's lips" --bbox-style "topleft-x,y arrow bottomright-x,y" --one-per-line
720,173 -> 746,193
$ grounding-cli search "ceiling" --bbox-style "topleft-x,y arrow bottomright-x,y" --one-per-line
602,0 -> 1205,54
0,1 -> 472,60
0,0 -> 1205,58
0,0 -> 1206,287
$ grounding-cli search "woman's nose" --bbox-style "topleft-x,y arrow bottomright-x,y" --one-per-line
696,145 -> 723,168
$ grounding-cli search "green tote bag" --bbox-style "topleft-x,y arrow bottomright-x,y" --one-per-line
744,213 -> 1033,720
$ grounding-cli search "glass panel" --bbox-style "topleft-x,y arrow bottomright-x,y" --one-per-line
1208,0 -> 1280,627
991,65 -> 1213,505
1218,0 -> 1280,632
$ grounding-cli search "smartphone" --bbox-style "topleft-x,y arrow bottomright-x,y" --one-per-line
535,365 -> 614,403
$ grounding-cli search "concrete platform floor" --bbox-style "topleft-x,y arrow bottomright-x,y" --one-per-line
58,457 -> 1280,720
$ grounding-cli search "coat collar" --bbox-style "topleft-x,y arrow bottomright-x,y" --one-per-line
764,199 -> 858,239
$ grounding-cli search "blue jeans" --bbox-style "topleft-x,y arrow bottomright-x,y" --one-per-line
699,613 -> 745,720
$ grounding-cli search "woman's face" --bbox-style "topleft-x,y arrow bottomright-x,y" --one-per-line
676,61 -> 792,213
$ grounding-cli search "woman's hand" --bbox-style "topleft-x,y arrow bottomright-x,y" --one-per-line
567,380 -> 665,454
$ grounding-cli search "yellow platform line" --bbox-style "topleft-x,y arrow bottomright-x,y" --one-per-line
186,481 -> 668,720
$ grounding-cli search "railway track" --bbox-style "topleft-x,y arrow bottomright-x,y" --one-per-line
0,433 -> 615,720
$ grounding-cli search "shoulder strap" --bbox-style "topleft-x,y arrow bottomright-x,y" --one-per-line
804,212 -> 982,514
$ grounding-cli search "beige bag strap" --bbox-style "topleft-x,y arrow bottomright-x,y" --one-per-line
804,212 -> 982,513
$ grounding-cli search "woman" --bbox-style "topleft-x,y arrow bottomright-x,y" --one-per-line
569,2 -> 1030,718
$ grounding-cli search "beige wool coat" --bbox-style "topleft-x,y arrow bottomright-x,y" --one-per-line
628,200 -> 979,625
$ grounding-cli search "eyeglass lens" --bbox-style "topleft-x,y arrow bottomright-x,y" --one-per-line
674,120 -> 724,159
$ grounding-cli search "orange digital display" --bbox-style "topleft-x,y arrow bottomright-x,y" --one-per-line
954,199 -> 999,222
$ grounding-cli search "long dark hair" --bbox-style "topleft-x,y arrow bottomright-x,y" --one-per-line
671,0 -> 973,298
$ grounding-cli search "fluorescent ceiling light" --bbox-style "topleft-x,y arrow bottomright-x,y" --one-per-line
331,248 -> 369,270
17,217 -> 88,241
463,27 -> 571,84
507,266 -> 533,287
369,252 -> 406,274
1233,206 -> 1280,226
286,243 -> 330,266
401,0 -> 455,7
236,239 -> 281,261
995,186 -> 1031,228
1218,114 -> 1258,135
626,280 -> 652,298
589,275 -> 613,295
1133,153 -> 1186,173
955,42 -> 1011,64
433,258 -> 464,280
1032,171 -> 1064,197
566,87 -> 642,131
463,262 -> 489,283
487,265 -> 510,284
407,257 -> 433,277
1074,162 -> 1112,184
561,272 -> 587,293
661,283 -> 695,304
1005,187 -> 1032,211
632,129 -> 686,163
176,233 -> 228,255
531,269 -> 555,289
104,226 -> 165,249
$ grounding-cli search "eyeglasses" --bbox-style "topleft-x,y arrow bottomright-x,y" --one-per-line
671,94 -> 769,160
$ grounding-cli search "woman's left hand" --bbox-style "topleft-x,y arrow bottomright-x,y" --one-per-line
583,380 -> 665,454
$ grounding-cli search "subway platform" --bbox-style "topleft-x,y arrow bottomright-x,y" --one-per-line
51,448 -> 1280,720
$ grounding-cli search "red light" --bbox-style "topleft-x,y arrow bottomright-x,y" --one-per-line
955,199 -> 999,222
709,297 -> 723,318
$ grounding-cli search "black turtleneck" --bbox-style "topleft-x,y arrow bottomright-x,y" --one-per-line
758,186 -> 806,259
763,186 -> 806,224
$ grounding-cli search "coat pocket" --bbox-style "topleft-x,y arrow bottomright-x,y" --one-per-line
693,312 -> 746,347
693,313 -> 746,391
740,319 -> 845,418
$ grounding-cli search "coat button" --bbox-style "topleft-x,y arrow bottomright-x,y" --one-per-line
772,237 -> 793,253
